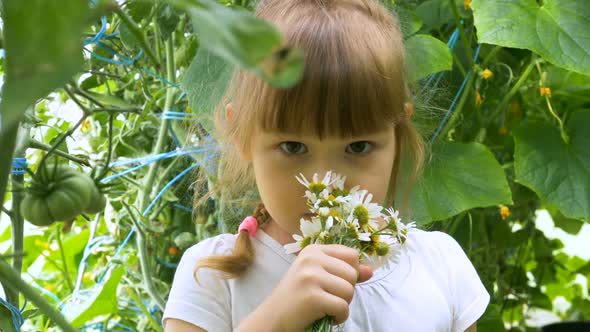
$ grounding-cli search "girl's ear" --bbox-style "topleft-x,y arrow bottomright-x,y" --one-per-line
404,102 -> 414,120
225,102 -> 252,161
225,102 -> 234,119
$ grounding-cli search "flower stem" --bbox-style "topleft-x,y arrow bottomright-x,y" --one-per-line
487,56 -> 537,124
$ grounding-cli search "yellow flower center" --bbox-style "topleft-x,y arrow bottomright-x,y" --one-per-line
354,205 -> 369,226
376,242 -> 390,256
309,183 -> 327,195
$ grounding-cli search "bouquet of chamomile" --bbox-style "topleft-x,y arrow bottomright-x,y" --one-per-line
283,171 -> 416,332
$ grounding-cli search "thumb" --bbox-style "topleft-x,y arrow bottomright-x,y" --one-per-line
357,264 -> 373,283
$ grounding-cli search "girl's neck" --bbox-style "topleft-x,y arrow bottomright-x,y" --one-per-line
260,219 -> 295,246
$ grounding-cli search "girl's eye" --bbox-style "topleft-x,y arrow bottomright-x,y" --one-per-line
346,141 -> 373,154
279,141 -> 308,155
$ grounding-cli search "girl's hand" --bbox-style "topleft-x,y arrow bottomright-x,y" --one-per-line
252,244 -> 373,332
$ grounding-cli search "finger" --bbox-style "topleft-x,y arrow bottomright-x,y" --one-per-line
321,244 -> 361,271
320,254 -> 359,286
318,292 -> 350,325
319,272 -> 355,304
358,264 -> 374,283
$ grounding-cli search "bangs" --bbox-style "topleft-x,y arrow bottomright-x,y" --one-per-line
252,7 -> 407,138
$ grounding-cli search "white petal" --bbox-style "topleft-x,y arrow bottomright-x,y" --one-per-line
296,173 -> 310,187
358,232 -> 371,241
284,242 -> 302,254
326,216 -> 334,229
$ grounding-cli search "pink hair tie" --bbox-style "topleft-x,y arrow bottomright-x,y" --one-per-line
238,216 -> 258,237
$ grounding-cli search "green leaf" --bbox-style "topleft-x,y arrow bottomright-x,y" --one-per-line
179,0 -> 280,68
403,142 -> 513,224
513,110 -> 590,221
415,0 -> 470,30
477,304 -> 505,332
119,22 -> 142,51
405,34 -> 452,82
157,2 -> 181,40
0,0 -> 88,130
550,208 -> 585,235
47,228 -> 90,279
0,223 -> 11,244
530,287 -> 553,310
0,304 -> 17,332
67,265 -> 125,327
171,0 -> 304,88
471,0 -> 590,75
383,3 -> 422,37
85,91 -> 134,108
181,48 -> 233,134
127,0 -> 154,23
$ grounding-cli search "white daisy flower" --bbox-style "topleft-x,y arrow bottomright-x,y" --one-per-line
301,217 -> 322,237
362,234 -> 403,270
284,234 -> 306,254
296,171 -> 335,194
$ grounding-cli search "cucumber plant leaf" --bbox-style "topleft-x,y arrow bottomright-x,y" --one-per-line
405,34 -> 452,82
513,110 -> 590,221
401,142 -> 513,224
471,0 -> 590,75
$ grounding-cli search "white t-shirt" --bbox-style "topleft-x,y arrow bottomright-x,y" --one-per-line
162,228 -> 490,332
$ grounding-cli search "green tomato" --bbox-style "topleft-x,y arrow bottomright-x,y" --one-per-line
84,184 -> 107,214
21,164 -> 95,226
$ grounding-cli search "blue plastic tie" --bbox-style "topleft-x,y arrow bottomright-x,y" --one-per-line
11,158 -> 27,175
0,297 -> 24,332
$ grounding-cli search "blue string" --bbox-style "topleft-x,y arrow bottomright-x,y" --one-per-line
84,16 -> 108,45
11,158 -> 27,175
85,44 -> 144,66
20,298 -> 27,312
141,67 -> 182,90
420,27 -> 460,95
101,145 -> 217,183
173,202 -> 193,213
431,43 -> 482,144
154,255 -> 179,269
142,162 -> 204,216
0,297 -> 24,332
29,281 -> 62,304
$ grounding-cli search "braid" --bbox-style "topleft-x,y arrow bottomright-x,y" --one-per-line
253,202 -> 271,225
194,202 -> 270,282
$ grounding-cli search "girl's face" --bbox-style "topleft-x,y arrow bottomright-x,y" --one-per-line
248,126 -> 397,245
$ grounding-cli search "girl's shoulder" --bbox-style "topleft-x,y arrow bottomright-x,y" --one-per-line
183,232 -> 238,259
405,228 -> 470,263
407,228 -> 463,249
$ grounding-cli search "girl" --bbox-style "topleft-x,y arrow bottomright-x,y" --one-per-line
163,0 -> 490,331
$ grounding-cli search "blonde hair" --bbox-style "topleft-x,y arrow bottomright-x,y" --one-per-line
193,0 -> 426,281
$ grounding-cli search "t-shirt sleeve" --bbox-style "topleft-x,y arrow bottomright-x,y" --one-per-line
436,231 -> 490,332
162,234 -> 235,331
